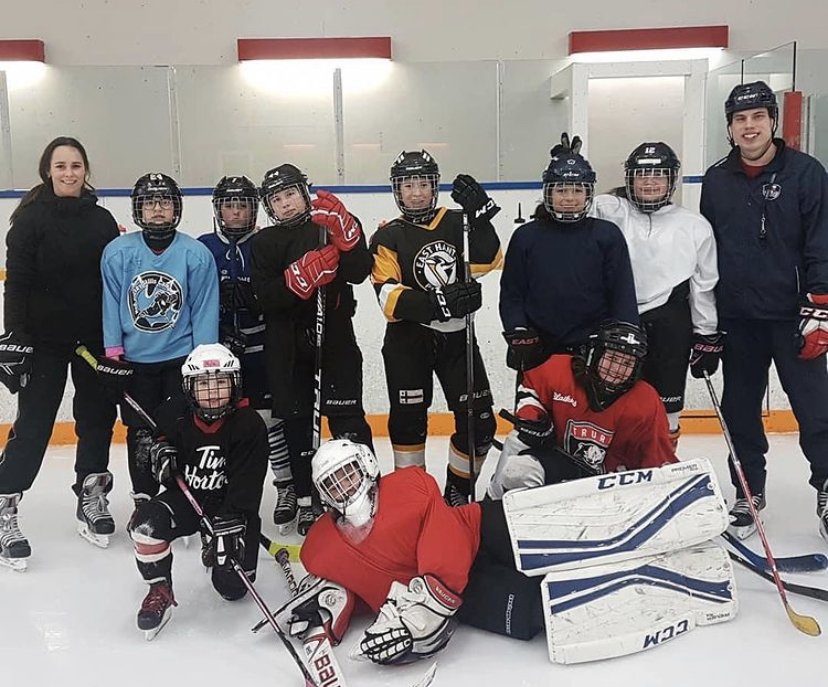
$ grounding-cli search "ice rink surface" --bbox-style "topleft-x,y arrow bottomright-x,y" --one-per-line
2,434 -> 826,687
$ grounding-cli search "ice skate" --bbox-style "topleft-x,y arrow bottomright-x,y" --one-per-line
0,493 -> 30,572
443,481 -> 469,508
76,472 -> 116,548
137,579 -> 177,641
727,494 -> 765,540
818,480 -> 828,544
273,480 -> 297,534
297,495 -> 324,537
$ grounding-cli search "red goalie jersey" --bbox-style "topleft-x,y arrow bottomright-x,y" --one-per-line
518,354 -> 677,473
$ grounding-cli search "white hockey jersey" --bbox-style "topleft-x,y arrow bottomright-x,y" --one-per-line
592,195 -> 718,334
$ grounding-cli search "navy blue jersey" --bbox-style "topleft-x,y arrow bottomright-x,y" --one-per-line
499,215 -> 638,348
198,230 -> 270,408
701,139 -> 828,320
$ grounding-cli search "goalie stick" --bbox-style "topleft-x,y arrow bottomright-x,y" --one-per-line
722,531 -> 828,574
728,550 -> 828,603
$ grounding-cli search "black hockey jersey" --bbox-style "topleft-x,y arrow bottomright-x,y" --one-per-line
155,398 -> 269,517
370,208 -> 502,333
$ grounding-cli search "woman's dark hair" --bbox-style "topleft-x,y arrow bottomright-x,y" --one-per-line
10,136 -> 95,224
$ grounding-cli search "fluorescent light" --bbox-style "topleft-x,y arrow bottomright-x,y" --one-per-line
571,47 -> 723,63
239,59 -> 392,96
0,61 -> 47,89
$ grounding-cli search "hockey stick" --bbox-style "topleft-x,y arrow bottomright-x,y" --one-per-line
259,533 -> 302,562
312,224 -> 327,455
463,212 -> 478,503
728,550 -> 828,603
722,530 -> 828,574
704,371 -> 821,636
175,475 -> 320,687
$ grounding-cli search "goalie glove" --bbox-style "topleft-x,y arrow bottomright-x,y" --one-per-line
359,574 -> 461,665
797,293 -> 828,360
274,575 -> 355,646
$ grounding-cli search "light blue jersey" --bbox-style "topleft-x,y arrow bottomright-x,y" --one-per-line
102,231 -> 219,363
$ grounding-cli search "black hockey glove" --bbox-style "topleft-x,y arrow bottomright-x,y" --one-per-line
549,132 -> 583,157
149,440 -> 178,485
499,408 -> 554,449
213,514 -> 246,570
503,328 -> 546,371
0,331 -> 33,394
94,356 -> 133,403
451,174 -> 500,225
220,279 -> 259,316
428,281 -> 482,322
689,332 -> 725,379
219,323 -> 248,358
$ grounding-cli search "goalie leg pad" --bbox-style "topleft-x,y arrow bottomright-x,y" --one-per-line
542,541 -> 737,664
504,459 -> 728,575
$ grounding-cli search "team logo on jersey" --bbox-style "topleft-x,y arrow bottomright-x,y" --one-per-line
564,419 -> 614,471
762,182 -> 781,201
128,271 -> 183,332
413,240 -> 458,290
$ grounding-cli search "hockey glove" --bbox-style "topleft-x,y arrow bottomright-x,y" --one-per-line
219,279 -> 258,316
499,408 -> 554,449
311,190 -> 361,252
503,328 -> 546,371
149,440 -> 178,486
274,575 -> 355,645
428,280 -> 482,322
219,323 -> 248,358
212,514 -> 246,570
284,244 -> 340,300
549,131 -> 583,157
451,174 -> 500,225
0,331 -> 33,394
360,574 -> 461,665
95,356 -> 133,403
798,293 -> 828,360
689,332 -> 725,378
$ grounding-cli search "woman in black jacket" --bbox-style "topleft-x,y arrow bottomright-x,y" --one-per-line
0,137 -> 120,571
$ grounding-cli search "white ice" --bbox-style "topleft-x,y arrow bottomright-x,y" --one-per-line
2,435 -> 825,687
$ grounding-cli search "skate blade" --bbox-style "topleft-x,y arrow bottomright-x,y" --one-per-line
77,521 -> 111,549
142,609 -> 172,642
277,518 -> 297,535
0,556 -> 28,572
727,522 -> 758,541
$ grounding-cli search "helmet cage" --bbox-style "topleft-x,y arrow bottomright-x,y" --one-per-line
391,173 -> 440,224
312,440 -> 379,527
582,323 -> 647,409
625,167 -> 678,213
542,181 -> 595,223
183,369 -> 241,423
212,177 -> 259,238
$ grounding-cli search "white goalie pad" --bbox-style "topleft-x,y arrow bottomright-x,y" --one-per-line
503,459 -> 728,575
542,541 -> 738,664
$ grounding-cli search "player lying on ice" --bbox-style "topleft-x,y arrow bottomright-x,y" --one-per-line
274,430 -> 737,666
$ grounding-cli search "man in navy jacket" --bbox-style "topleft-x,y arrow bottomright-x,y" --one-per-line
701,80 -> 828,542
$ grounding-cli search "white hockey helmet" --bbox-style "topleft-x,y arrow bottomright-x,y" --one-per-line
181,343 -> 242,422
312,439 -> 379,528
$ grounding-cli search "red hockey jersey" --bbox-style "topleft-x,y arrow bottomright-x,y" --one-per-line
301,467 -> 481,611
518,354 -> 677,473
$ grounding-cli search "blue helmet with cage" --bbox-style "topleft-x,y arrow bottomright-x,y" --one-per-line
541,152 -> 596,222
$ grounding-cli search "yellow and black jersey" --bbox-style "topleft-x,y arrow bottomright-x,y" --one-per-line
370,207 -> 502,332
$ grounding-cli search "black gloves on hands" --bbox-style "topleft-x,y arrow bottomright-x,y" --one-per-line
429,281 -> 482,322
503,328 -> 546,371
0,331 -> 33,394
213,514 -> 246,570
550,132 -> 583,157
451,174 -> 500,225
95,356 -> 134,403
689,332 -> 725,379
150,440 -> 178,485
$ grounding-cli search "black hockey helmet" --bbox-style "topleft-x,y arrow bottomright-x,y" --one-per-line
260,163 -> 311,227
389,150 -> 440,224
624,142 -> 681,213
541,151 -> 596,223
725,80 -> 778,122
131,173 -> 183,238
212,175 -> 259,238
580,321 -> 648,411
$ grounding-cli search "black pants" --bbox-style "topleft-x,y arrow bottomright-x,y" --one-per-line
129,488 -> 260,601
721,318 -> 828,496
382,322 -> 495,492
0,342 -> 116,495
458,499 -> 544,640
121,358 -> 186,497
640,283 -> 693,415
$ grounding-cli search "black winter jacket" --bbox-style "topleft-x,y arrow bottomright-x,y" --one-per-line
700,140 -> 828,320
4,187 -> 120,345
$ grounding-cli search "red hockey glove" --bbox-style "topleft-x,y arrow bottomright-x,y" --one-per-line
798,293 -> 828,360
311,190 -> 360,252
284,245 -> 340,300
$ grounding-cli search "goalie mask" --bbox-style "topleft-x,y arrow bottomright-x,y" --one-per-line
181,343 -> 242,423
312,439 -> 379,529
131,173 -> 183,239
542,152 -> 596,223
212,175 -> 259,238
578,321 -> 648,411
624,142 -> 681,213
260,163 -> 312,228
390,150 -> 440,225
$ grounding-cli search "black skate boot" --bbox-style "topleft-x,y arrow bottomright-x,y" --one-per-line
818,480 -> 828,544
273,480 -> 297,533
76,472 -> 116,548
727,494 -> 765,540
137,578 -> 177,641
296,494 -> 324,537
0,493 -> 31,572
